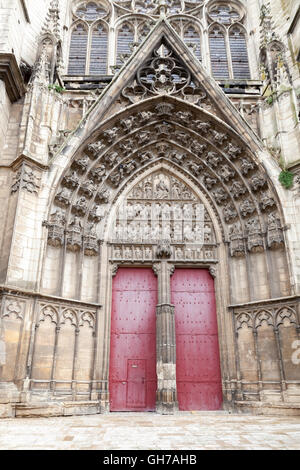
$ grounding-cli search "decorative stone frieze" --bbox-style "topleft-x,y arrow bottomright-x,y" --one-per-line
11,164 -> 41,195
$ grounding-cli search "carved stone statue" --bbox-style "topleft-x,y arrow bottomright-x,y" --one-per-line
267,212 -> 284,248
246,217 -> 264,253
229,222 -> 245,257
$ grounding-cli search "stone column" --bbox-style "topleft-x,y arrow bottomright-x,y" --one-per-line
153,248 -> 178,414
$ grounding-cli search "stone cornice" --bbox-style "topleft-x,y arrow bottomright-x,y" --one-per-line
0,53 -> 26,102
0,285 -> 102,309
229,295 -> 300,310
0,154 -> 49,171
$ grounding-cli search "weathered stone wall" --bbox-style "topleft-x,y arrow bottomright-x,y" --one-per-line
0,0 -> 299,418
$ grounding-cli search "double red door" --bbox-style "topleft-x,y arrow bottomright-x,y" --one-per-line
109,267 -> 222,411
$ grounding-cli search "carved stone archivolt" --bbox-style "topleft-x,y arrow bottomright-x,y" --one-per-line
46,95 -> 284,263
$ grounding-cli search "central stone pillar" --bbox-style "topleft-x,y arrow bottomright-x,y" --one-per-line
153,253 -> 178,414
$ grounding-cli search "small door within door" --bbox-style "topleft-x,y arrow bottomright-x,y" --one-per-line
126,359 -> 146,409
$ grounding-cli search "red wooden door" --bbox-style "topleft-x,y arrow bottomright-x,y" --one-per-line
109,268 -> 157,411
171,268 -> 223,411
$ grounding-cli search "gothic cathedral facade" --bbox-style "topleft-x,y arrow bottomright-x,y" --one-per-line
0,0 -> 300,418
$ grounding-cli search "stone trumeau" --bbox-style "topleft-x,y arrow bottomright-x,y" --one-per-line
0,0 -> 299,419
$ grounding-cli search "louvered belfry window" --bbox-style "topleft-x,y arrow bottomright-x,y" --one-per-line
229,26 -> 250,79
68,2 -> 109,76
208,2 -> 251,80
117,24 -> 134,65
209,26 -> 229,79
90,24 -> 108,74
68,23 -> 88,75
184,25 -> 201,62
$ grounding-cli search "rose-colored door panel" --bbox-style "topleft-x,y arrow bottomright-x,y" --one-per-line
171,268 -> 223,411
109,268 -> 157,411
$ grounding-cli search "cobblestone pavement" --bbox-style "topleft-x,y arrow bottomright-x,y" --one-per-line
0,412 -> 299,450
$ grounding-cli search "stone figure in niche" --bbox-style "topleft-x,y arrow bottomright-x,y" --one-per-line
173,222 -> 182,241
155,175 -> 169,199
124,247 -> 132,259
230,181 -> 247,199
240,199 -> 256,217
212,187 -> 228,205
138,110 -> 153,122
170,152 -> 186,165
96,188 -> 110,204
204,225 -> 212,243
229,222 -> 245,257
250,175 -> 267,191
223,204 -> 238,222
187,161 -> 203,176
135,247 -> 142,259
173,204 -> 182,219
137,130 -> 151,145
176,111 -> 193,123
260,193 -> 276,211
176,248 -> 184,259
246,217 -> 264,252
162,224 -> 171,240
123,160 -> 137,175
145,247 -> 152,259
90,164 -> 106,182
56,186 -> 72,206
226,143 -> 242,159
174,130 -> 190,145
88,140 -> 105,156
103,127 -> 118,143
139,152 -> 153,164
46,209 -> 66,247
206,152 -> 222,168
74,155 -> 90,172
219,164 -> 235,181
66,216 -> 83,251
81,179 -> 97,198
191,141 -> 207,155
267,212 -> 283,248
211,130 -> 228,145
119,139 -> 134,155
114,246 -> 122,259
194,121 -> 211,133
120,117 -> 135,132
144,180 -> 152,198
49,209 -> 66,226
241,158 -> 255,175
184,224 -> 195,242
63,170 -> 80,188
203,174 -> 217,189
105,152 -> 120,167
152,223 -> 161,240
183,204 -> 193,219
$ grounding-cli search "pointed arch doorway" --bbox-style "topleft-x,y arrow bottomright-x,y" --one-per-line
108,166 -> 223,412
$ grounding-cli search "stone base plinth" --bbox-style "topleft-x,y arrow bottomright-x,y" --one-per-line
235,401 -> 300,416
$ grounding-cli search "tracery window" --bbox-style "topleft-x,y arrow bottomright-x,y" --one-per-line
116,19 -> 152,65
170,20 -> 202,62
66,1 -> 251,80
207,2 -> 251,80
68,2 -> 109,75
